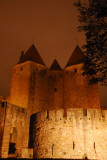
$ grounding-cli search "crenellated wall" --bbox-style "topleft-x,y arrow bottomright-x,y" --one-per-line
33,108 -> 107,160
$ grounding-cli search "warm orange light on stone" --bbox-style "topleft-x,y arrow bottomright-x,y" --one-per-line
0,45 -> 106,159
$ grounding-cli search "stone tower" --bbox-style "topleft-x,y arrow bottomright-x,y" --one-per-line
10,44 -> 100,112
10,44 -> 47,114
64,45 -> 100,110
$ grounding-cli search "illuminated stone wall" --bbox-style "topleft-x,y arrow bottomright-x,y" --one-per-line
10,61 -> 31,108
64,64 -> 100,109
0,101 -> 5,157
10,61 -> 100,114
33,108 -> 107,160
10,61 -> 47,112
47,70 -> 63,110
27,62 -> 48,114
0,96 -> 10,102
10,61 -> 64,115
1,102 -> 29,158
29,69 -> 63,114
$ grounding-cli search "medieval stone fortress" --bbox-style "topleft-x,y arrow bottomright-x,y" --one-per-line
0,44 -> 107,159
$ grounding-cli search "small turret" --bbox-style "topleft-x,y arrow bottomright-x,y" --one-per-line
50,59 -> 62,71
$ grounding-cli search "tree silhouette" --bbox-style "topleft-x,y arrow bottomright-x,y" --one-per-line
75,0 -> 107,85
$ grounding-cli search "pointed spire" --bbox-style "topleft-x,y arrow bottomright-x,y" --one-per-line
18,44 -> 45,66
50,59 -> 62,71
65,45 -> 86,68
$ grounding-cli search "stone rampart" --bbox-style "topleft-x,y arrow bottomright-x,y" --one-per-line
0,101 -> 5,157
1,102 -> 30,158
33,108 -> 107,160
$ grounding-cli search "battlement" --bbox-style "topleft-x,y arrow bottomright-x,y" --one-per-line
33,108 -> 107,159
35,108 -> 107,124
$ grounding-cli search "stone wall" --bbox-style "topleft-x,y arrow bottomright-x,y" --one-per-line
0,101 -> 5,157
28,63 -> 48,115
1,102 -> 29,158
10,61 -> 48,114
33,108 -> 107,160
0,96 -> 10,102
64,64 -> 100,109
10,62 -> 31,108
10,61 -> 100,116
47,70 -> 63,110
27,64 -> 64,114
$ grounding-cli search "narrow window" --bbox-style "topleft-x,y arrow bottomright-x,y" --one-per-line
74,68 -> 77,73
94,142 -> 96,153
54,88 -> 57,92
52,144 -> 54,156
83,109 -> 87,116
46,111 -> 49,119
2,102 -> 5,107
73,141 -> 75,150
94,142 -> 95,149
86,109 -> 87,116
20,67 -> 23,71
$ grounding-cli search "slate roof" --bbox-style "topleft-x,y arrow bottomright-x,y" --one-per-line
65,45 -> 86,68
18,44 -> 45,66
50,59 -> 62,71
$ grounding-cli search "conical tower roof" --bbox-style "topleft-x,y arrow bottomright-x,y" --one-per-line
65,45 -> 86,68
18,44 -> 45,66
50,59 -> 62,71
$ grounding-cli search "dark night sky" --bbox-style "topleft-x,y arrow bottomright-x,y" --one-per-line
0,0 -> 106,107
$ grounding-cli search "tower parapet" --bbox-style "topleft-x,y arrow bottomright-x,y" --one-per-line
33,108 -> 107,159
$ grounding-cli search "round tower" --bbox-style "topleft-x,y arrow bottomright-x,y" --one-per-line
10,45 -> 48,114
64,45 -> 100,110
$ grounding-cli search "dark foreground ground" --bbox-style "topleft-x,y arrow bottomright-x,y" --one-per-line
0,158 -> 97,160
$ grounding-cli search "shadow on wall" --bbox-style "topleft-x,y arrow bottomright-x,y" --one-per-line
28,113 -> 36,148
8,127 -> 17,155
